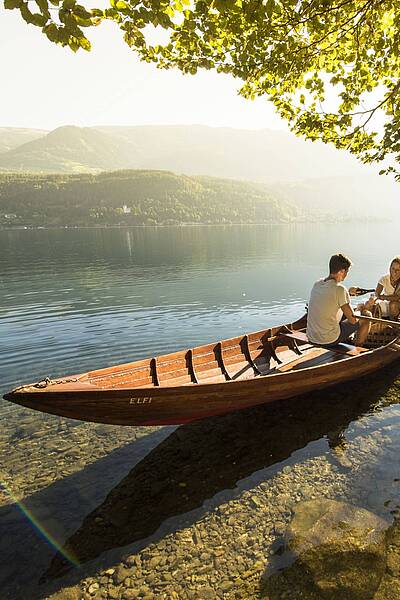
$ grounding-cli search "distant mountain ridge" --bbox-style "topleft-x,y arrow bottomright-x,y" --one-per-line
0,128 -> 48,154
0,124 -> 373,180
0,126 -> 129,173
0,125 -> 398,218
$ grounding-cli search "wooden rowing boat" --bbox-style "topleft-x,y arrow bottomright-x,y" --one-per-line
3,315 -> 400,426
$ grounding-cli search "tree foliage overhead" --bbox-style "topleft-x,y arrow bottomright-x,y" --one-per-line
6,0 -> 400,178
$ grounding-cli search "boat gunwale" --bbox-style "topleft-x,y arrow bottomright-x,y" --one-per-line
10,332 -> 399,398
82,319 -> 307,387
83,332 -> 399,393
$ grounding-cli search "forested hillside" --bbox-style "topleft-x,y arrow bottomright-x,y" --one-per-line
0,170 -> 300,227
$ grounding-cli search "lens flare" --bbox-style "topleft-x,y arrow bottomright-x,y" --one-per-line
0,478 -> 80,568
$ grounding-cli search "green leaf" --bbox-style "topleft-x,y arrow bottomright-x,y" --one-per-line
43,22 -> 60,41
266,0 -> 275,18
78,36 -> 91,50
4,0 -> 22,9
31,13 -> 47,25
19,2 -> 46,25
36,0 -> 49,14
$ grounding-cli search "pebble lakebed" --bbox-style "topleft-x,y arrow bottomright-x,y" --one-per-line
1,365 -> 400,600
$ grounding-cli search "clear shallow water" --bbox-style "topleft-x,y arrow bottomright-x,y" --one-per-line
1,224 -> 400,599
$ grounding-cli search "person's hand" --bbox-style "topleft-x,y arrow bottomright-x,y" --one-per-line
348,287 -> 357,296
365,297 -> 375,310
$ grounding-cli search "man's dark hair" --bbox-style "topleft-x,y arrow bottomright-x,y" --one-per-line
329,253 -> 352,274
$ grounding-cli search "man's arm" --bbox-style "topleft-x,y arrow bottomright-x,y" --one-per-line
341,303 -> 358,324
378,293 -> 399,301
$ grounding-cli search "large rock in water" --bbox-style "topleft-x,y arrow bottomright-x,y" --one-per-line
374,515 -> 400,600
264,499 -> 388,600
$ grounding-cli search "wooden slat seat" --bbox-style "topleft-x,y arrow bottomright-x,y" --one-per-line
252,355 -> 273,375
92,364 -> 152,388
246,330 -> 302,371
224,358 -> 255,380
196,375 -> 232,385
252,347 -> 299,374
264,346 -> 345,375
196,366 -> 227,383
156,350 -> 193,386
281,331 -> 370,356
159,374 -> 196,387
88,357 -> 151,380
246,334 -> 272,374
251,344 -> 301,373
272,348 -> 335,373
192,345 -> 226,383
220,338 -> 255,380
159,371 -> 193,386
120,378 -> 154,389
328,343 -> 370,356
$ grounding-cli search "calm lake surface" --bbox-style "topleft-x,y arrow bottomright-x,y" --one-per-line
1,224 -> 400,599
2,222 -> 400,390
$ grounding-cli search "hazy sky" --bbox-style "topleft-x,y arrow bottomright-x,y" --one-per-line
0,8 -> 286,131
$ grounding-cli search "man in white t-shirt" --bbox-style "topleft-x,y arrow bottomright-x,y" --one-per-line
306,253 -> 371,347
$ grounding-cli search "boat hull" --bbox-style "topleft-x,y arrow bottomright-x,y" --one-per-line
4,336 -> 400,425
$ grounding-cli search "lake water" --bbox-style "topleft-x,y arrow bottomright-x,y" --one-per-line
1,224 -> 400,599
1,222 -> 399,390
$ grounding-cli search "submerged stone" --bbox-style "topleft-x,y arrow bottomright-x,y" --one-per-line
263,499 -> 388,600
375,516 -> 400,599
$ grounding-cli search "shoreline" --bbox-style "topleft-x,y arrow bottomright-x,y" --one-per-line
0,218 -> 390,231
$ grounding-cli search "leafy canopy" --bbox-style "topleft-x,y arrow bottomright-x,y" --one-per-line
6,0 -> 400,178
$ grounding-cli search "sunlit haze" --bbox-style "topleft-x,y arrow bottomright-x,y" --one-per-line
0,8 -> 286,131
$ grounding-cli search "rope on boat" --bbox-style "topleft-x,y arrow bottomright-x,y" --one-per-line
33,376 -> 79,389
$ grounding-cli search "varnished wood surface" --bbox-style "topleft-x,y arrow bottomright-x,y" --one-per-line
4,315 -> 400,426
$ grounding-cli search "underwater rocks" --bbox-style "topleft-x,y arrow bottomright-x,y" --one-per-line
264,499 -> 388,600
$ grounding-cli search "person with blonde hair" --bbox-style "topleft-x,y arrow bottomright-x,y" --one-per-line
374,256 -> 400,320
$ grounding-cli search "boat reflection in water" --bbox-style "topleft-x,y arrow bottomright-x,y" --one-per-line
43,363 -> 399,581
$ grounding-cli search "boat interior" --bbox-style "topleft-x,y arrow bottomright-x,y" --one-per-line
85,322 -> 397,390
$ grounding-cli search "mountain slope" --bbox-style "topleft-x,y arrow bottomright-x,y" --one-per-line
97,125 -> 370,182
0,128 -> 47,154
0,126 -> 134,173
273,174 -> 400,220
0,124 -> 373,181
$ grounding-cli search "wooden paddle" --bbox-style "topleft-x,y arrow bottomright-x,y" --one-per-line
356,314 -> 400,328
349,287 -> 375,296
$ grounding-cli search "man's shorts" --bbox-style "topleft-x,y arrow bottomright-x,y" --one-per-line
320,320 -> 360,347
